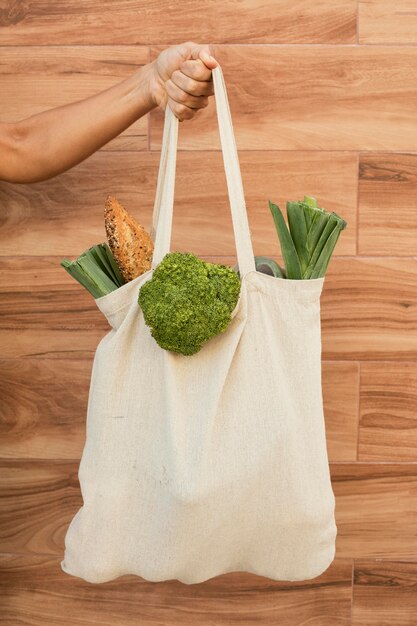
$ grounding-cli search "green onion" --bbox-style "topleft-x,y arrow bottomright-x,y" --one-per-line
61,243 -> 125,298
286,201 -> 309,275
267,196 -> 346,279
268,200 -> 302,279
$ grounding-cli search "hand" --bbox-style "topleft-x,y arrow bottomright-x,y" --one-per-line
148,42 -> 218,121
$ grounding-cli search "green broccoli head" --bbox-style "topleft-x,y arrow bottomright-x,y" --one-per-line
138,251 -> 241,356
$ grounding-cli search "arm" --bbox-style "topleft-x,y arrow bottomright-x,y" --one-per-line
0,42 -> 217,184
0,65 -> 156,184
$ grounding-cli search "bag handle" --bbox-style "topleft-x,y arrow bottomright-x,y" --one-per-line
150,63 -> 256,278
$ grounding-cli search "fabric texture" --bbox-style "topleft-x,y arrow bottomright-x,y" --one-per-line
61,64 -> 337,585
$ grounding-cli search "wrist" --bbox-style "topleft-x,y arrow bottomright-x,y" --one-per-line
145,59 -> 165,108
128,62 -> 160,114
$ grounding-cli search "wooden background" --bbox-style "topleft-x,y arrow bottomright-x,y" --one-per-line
1,1 -> 417,624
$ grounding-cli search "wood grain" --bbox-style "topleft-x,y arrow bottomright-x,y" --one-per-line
358,362 -> 417,461
0,152 -> 151,257
0,358 -> 91,460
359,0 -> 417,44
323,362 -> 360,461
151,45 -> 417,151
332,464 -> 417,559
352,561 -> 417,625
0,258 -> 358,461
0,1 -> 357,45
3,460 -> 417,561
0,46 -> 148,151
0,328 -> 103,359
0,554 -> 352,626
0,150 -> 357,257
358,153 -> 417,256
1,6 -> 416,621
0,257 -> 108,331
0,460 -> 81,556
0,357 -> 357,462
321,258 -> 417,360
1,257 -> 415,360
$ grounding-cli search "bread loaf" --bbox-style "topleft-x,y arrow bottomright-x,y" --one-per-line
104,195 -> 154,282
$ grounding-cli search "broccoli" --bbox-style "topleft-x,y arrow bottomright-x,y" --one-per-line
138,251 -> 241,356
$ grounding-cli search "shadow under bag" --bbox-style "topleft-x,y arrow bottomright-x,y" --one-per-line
61,64 -> 337,585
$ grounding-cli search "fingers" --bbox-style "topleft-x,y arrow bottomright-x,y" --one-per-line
190,44 -> 218,70
167,86 -> 209,121
164,42 -> 218,121
165,77 -> 210,107
168,57 -> 214,121
178,58 -> 214,84
170,66 -> 214,97
168,99 -> 208,122
178,41 -> 218,70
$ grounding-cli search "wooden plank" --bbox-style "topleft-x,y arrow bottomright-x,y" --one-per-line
1,257 -> 415,360
3,460 -> 417,561
0,553 -> 352,626
0,358 -> 356,461
150,45 -> 417,151
0,150 -> 357,257
358,154 -> 417,256
359,0 -> 417,44
332,464 -> 417,559
235,151 -> 356,256
352,560 -> 417,625
0,257 -> 109,331
321,258 -> 417,360
0,46 -> 148,151
0,152 -> 152,258
0,260 -> 357,461
0,253 -> 358,460
0,46 -> 149,74
358,362 -> 417,461
0,329 -> 102,359
323,362 -> 359,461
0,460 -> 81,556
0,1 -> 356,45
0,358 -> 91,460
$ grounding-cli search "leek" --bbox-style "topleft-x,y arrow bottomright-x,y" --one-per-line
268,201 -> 302,279
61,243 -> 125,298
268,196 -> 346,279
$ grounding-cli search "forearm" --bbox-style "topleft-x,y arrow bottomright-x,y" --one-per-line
0,42 -> 217,184
1,62 -> 157,184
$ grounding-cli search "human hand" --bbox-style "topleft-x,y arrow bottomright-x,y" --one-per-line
148,42 -> 218,121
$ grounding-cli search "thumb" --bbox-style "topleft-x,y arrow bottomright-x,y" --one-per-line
190,44 -> 218,69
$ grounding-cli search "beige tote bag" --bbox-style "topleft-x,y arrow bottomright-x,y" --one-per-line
61,64 -> 337,585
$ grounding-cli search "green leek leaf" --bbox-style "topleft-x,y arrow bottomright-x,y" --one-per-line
303,214 -> 339,279
101,243 -> 126,287
286,201 -> 309,275
305,209 -> 329,257
61,243 -> 123,298
309,224 -> 342,278
300,196 -> 318,231
268,200 -> 302,279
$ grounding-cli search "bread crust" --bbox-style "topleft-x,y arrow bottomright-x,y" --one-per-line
104,195 -> 154,282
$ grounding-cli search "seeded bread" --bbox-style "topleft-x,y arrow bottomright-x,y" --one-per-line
104,195 -> 154,283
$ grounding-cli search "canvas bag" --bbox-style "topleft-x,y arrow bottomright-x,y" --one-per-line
61,64 -> 337,585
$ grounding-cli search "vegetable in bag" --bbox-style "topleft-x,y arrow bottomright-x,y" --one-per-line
234,195 -> 347,279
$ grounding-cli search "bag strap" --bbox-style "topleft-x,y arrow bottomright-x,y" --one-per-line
151,63 -> 256,277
